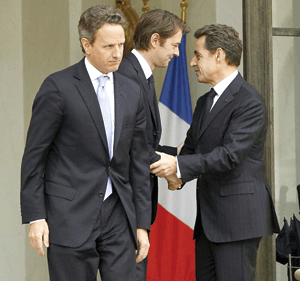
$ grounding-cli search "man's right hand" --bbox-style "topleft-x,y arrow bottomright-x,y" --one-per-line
29,221 -> 49,257
166,174 -> 182,191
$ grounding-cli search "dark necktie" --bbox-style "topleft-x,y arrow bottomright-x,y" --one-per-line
201,88 -> 217,123
147,75 -> 155,96
147,74 -> 159,117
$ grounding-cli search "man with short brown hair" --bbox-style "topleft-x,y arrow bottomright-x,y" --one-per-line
117,8 -> 189,281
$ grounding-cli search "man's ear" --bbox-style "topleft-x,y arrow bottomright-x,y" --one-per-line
149,33 -> 160,49
216,48 -> 225,63
81,38 -> 91,54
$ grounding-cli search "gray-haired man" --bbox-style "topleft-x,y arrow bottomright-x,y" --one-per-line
21,5 -> 151,280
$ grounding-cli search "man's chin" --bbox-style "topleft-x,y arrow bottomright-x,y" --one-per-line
109,64 -> 121,73
157,62 -> 170,69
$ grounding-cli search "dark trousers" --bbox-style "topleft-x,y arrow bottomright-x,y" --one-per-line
47,192 -> 136,281
195,232 -> 261,281
136,255 -> 147,281
136,175 -> 155,281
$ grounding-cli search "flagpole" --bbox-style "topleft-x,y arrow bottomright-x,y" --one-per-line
180,0 -> 188,22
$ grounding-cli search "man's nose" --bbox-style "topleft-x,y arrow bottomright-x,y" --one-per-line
113,46 -> 123,59
190,57 -> 196,67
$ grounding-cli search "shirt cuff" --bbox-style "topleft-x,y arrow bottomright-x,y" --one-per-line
30,219 -> 46,224
176,156 -> 181,178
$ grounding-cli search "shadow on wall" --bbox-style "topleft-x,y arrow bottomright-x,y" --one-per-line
277,185 -> 300,226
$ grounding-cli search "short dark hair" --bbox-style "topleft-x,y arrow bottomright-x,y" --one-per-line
194,24 -> 242,66
78,5 -> 127,53
133,9 -> 190,51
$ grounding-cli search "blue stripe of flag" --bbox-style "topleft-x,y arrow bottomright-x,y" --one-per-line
159,34 -> 193,125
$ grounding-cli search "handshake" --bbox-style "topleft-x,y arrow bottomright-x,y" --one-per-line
150,152 -> 183,191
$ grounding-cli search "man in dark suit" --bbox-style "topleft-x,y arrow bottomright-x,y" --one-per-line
150,24 -> 279,281
20,5 -> 151,281
117,9 -> 189,280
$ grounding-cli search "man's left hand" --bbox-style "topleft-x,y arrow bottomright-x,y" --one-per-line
150,152 -> 177,178
136,228 -> 150,263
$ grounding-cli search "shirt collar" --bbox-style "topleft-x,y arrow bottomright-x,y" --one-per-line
131,49 -> 152,80
84,57 -> 114,84
213,70 -> 238,96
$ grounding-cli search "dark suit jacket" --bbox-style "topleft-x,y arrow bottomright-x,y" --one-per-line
118,53 -> 176,224
178,73 -> 279,243
21,58 -> 151,248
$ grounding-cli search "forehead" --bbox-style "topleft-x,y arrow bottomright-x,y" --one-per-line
195,35 -> 207,52
165,29 -> 183,43
95,23 -> 125,42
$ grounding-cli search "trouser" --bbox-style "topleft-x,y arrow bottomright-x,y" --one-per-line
195,232 -> 261,281
47,192 -> 136,281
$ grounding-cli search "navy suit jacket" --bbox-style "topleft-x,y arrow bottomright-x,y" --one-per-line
118,53 -> 176,224
21,58 -> 151,247
178,73 -> 280,242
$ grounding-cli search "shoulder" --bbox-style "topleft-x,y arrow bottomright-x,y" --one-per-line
114,71 -> 141,93
41,60 -> 83,87
240,80 -> 265,106
230,74 -> 265,107
118,54 -> 137,74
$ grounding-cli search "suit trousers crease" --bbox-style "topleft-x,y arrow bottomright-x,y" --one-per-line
47,191 -> 136,281
195,230 -> 261,281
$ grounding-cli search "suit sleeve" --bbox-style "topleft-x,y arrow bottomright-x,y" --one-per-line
148,142 -> 161,164
158,145 -> 177,156
178,95 -> 267,183
20,75 -> 64,224
118,60 -> 164,164
130,89 -> 151,230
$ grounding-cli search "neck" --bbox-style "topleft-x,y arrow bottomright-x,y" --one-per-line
135,49 -> 155,71
210,65 -> 237,87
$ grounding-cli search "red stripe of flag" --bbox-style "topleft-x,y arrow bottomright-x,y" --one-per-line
147,204 -> 195,281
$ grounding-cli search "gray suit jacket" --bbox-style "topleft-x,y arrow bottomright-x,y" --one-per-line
178,73 -> 279,242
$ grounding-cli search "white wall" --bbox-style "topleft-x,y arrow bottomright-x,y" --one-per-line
273,0 -> 300,280
0,0 -> 25,280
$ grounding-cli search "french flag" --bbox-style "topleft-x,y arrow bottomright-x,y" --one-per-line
147,34 -> 197,281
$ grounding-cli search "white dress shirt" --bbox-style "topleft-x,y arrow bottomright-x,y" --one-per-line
85,57 -> 115,200
85,57 -> 115,141
131,49 -> 153,79
210,70 -> 238,111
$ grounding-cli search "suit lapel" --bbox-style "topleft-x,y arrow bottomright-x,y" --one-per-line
197,73 -> 244,141
73,58 -> 109,154
197,90 -> 234,139
127,54 -> 159,129
113,72 -> 125,153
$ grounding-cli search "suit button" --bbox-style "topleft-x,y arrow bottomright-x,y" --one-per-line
153,131 -> 157,136
108,166 -> 112,171
98,192 -> 104,197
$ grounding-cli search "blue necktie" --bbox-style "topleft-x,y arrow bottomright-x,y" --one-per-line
97,75 -> 112,199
